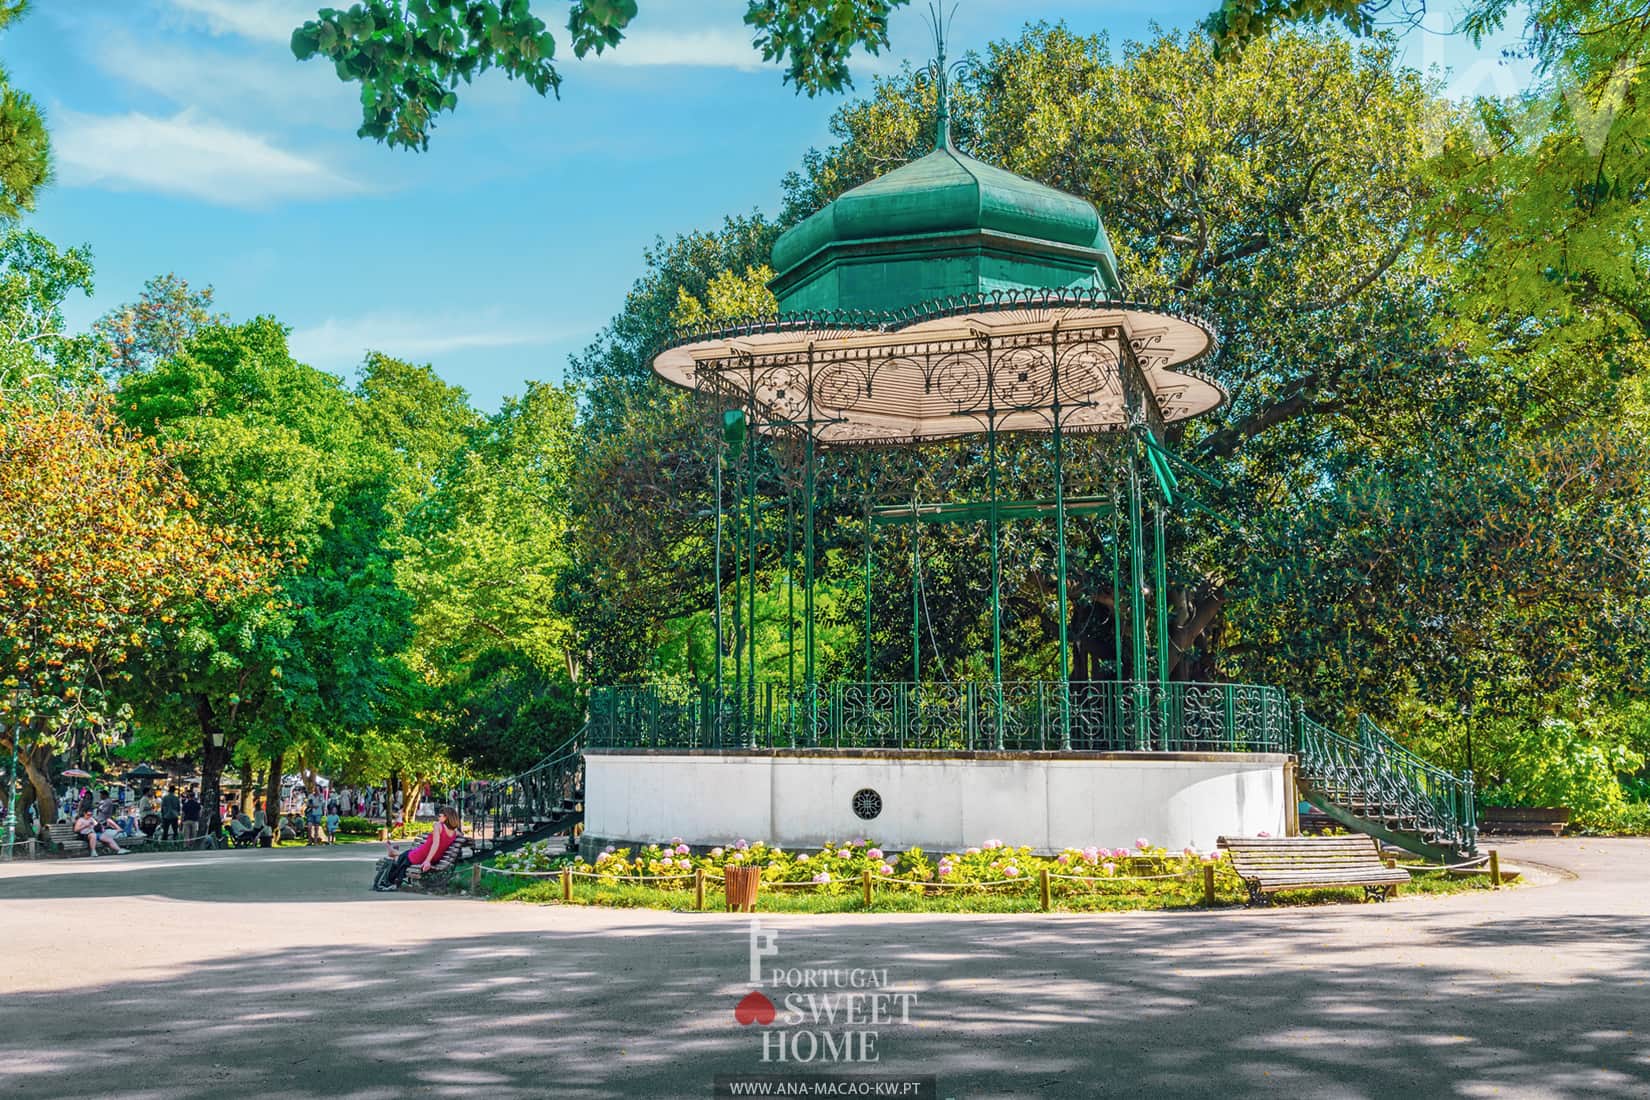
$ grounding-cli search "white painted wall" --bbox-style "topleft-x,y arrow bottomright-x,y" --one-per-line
586,752 -> 1287,854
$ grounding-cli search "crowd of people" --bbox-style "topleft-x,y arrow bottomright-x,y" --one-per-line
35,775 -> 465,858
61,784 -> 206,855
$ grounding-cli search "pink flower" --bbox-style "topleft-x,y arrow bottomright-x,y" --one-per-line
1103,861 -> 1117,875
937,861 -> 953,876
736,838 -> 749,850
866,848 -> 884,860
813,871 -> 831,884
678,858 -> 692,869
879,863 -> 893,875
797,853 -> 810,863
983,838 -> 1002,850
675,843 -> 690,855
1082,847 -> 1100,862
965,846 -> 981,856
671,836 -> 683,845
1112,847 -> 1129,859
1135,837 -> 1150,850
1257,831 -> 1272,838
1057,853 -> 1072,864
710,847 -> 724,858
1004,864 -> 1020,877
603,845 -> 615,854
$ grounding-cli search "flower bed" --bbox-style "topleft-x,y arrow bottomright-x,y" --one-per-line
482,836 -> 1498,911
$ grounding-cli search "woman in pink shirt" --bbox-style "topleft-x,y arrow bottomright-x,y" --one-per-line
374,806 -> 461,891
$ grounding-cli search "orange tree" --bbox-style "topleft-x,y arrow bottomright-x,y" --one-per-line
0,395 -> 271,833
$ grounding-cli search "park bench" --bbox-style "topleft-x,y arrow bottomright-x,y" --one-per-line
45,822 -> 147,856
1218,834 -> 1408,906
1479,806 -> 1568,836
374,835 -> 477,894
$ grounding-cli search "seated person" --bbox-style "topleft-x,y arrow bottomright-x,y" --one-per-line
74,809 -> 126,856
374,806 -> 461,891
228,811 -> 260,844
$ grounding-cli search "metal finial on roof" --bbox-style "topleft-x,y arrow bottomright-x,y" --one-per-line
926,2 -> 960,150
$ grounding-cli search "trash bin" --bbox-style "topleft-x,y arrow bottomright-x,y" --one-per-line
724,866 -> 762,913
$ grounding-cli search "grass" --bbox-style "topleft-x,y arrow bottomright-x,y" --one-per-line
475,859 -> 1500,914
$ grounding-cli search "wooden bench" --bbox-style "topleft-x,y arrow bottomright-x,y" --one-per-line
46,821 -> 153,856
1479,807 -> 1569,836
1218,834 -> 1408,905
374,835 -> 476,893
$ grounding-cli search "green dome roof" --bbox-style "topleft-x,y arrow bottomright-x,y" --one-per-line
768,142 -> 1122,314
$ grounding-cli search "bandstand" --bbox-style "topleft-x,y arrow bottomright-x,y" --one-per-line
574,41 -> 1477,859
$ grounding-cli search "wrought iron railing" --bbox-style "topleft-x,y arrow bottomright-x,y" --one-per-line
456,730 -> 586,852
583,679 -> 1478,856
586,680 -> 1292,754
1290,708 -> 1476,855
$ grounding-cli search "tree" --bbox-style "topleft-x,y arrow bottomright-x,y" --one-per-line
765,27 -> 1447,679
92,274 -> 226,381
291,0 -> 911,150
0,229 -> 95,391
353,351 -> 481,516
0,396 -> 268,833
0,2 -> 49,223
117,318 -> 409,835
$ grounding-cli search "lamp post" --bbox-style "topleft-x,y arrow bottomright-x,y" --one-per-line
5,690 -> 19,859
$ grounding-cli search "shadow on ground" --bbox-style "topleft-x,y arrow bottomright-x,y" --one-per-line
2,903 -> 1647,1099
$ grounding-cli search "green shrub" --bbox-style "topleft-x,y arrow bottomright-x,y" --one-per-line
337,816 -> 381,835
1572,802 -> 1650,835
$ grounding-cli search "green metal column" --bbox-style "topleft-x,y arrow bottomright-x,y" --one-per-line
988,419 -> 1004,750
1127,444 -> 1148,679
747,408 -> 759,740
1154,496 -> 1169,685
803,431 -> 816,695
787,483 -> 795,712
1050,330 -> 1071,750
863,489 -> 874,686
1127,444 -> 1149,748
910,494 -> 921,688
713,428 -> 724,741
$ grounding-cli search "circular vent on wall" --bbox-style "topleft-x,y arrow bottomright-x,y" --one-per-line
852,788 -> 883,820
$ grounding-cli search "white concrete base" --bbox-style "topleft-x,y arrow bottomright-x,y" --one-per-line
585,751 -> 1289,854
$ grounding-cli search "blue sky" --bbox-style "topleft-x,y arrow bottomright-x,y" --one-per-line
6,0 -> 1530,410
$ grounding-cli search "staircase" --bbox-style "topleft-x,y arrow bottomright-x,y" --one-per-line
1292,706 -> 1478,860
456,730 -> 586,857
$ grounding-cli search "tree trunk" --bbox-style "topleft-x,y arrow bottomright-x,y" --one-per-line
264,751 -> 284,822
197,696 -> 232,840
400,774 -> 423,827
20,741 -> 56,838
238,758 -> 255,815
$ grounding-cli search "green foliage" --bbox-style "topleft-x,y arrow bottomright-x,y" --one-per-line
0,2 -> 49,224
292,0 -> 906,151
0,229 -> 95,390
1203,0 -> 1372,57
91,274 -> 225,380
743,0 -> 906,96
438,649 -> 583,773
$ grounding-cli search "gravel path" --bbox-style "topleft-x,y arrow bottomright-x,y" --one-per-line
1,837 -> 1646,1099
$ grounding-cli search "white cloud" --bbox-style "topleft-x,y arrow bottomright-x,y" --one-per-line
288,310 -> 571,372
163,0 -> 313,45
578,25 -> 896,77
95,37 -> 355,125
51,107 -> 367,206
585,27 -> 763,70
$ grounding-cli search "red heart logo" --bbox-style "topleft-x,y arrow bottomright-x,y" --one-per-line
734,990 -> 776,1026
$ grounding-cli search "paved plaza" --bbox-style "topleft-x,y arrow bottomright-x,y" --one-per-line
1,838 -> 1647,1099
